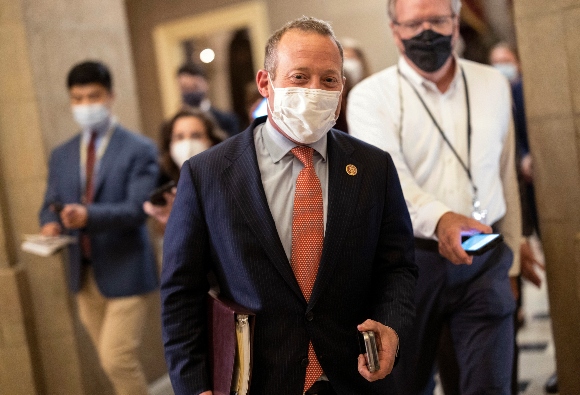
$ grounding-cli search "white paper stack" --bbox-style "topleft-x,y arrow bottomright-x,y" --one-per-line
21,234 -> 76,257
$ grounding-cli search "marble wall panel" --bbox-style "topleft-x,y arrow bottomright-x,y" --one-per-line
516,12 -> 572,120
526,116 -> 580,222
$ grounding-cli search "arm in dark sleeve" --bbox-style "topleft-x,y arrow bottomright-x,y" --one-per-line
39,150 -> 62,226
161,162 -> 211,395
85,142 -> 159,232
371,153 -> 417,338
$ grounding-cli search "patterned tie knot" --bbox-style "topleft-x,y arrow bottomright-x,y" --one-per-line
291,146 -> 314,168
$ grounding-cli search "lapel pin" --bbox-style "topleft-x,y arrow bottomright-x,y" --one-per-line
346,164 -> 357,176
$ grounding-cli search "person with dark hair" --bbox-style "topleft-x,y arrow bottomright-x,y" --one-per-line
143,108 -> 225,225
177,62 -> 241,137
39,60 -> 159,395
161,16 -> 417,395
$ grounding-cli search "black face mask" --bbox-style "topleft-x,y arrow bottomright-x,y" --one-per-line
401,29 -> 452,73
182,91 -> 205,108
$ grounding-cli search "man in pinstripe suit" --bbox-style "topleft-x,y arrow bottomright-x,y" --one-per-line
161,17 -> 417,395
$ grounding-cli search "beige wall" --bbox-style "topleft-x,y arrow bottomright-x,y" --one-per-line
126,0 -> 399,139
0,266 -> 39,394
0,0 -> 82,392
0,0 -> 166,393
514,1 -> 580,393
21,0 -> 143,155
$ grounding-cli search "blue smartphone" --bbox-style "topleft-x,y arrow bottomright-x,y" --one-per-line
461,233 -> 503,255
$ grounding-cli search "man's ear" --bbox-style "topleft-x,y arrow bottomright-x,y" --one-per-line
390,22 -> 405,55
256,69 -> 270,98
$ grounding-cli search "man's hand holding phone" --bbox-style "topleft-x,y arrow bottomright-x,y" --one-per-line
357,319 -> 398,382
435,211 -> 492,265
143,185 -> 177,225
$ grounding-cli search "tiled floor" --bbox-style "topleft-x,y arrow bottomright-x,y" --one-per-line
150,237 -> 557,395
516,237 -> 556,394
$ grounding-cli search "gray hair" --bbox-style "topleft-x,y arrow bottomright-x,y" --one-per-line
264,16 -> 344,78
387,0 -> 462,21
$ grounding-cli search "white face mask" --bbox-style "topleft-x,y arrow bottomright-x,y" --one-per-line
267,74 -> 342,144
343,58 -> 364,85
170,138 -> 211,167
493,63 -> 519,83
72,103 -> 110,129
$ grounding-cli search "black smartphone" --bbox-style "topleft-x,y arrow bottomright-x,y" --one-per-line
148,181 -> 176,206
461,233 -> 503,255
358,330 -> 380,373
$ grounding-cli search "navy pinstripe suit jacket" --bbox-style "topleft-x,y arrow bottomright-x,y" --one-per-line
161,118 -> 417,395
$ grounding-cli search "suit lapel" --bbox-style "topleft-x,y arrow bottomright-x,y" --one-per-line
222,126 -> 305,302
309,131 -> 363,308
69,135 -> 82,202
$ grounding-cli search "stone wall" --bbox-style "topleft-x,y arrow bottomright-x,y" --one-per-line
514,1 -> 580,393
0,0 -> 166,393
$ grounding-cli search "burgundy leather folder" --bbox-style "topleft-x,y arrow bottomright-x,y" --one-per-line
207,292 -> 255,395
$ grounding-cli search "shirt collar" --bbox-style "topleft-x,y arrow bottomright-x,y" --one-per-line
263,118 -> 328,163
81,116 -> 115,141
398,55 -> 462,95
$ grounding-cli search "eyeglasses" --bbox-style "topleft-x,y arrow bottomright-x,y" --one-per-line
394,15 -> 456,37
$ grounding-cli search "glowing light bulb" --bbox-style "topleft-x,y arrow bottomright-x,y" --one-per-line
200,48 -> 215,63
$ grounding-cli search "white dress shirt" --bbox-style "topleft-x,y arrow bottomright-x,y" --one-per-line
348,57 -> 521,275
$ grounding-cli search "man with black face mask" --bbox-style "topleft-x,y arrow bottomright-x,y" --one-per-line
348,0 -> 522,394
177,63 -> 241,137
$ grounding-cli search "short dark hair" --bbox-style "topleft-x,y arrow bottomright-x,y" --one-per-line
177,63 -> 207,79
67,61 -> 112,91
264,16 -> 343,78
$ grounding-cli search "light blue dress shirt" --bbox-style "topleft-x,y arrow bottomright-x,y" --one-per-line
253,119 -> 329,261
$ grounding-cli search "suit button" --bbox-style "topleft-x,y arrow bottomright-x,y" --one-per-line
306,311 -> 314,321
301,358 -> 309,368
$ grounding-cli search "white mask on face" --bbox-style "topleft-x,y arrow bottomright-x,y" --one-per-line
170,138 -> 211,167
493,63 -> 519,83
343,58 -> 364,85
72,103 -> 110,129
267,74 -> 342,144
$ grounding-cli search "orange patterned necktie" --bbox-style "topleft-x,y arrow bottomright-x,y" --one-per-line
290,146 -> 324,391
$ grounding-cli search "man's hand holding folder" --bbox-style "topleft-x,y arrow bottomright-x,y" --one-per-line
207,292 -> 255,395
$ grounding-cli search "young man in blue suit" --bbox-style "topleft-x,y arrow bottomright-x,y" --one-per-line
39,61 -> 159,395
161,17 -> 417,395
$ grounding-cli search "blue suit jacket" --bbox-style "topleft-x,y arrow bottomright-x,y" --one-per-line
161,118 -> 417,395
39,124 -> 159,297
